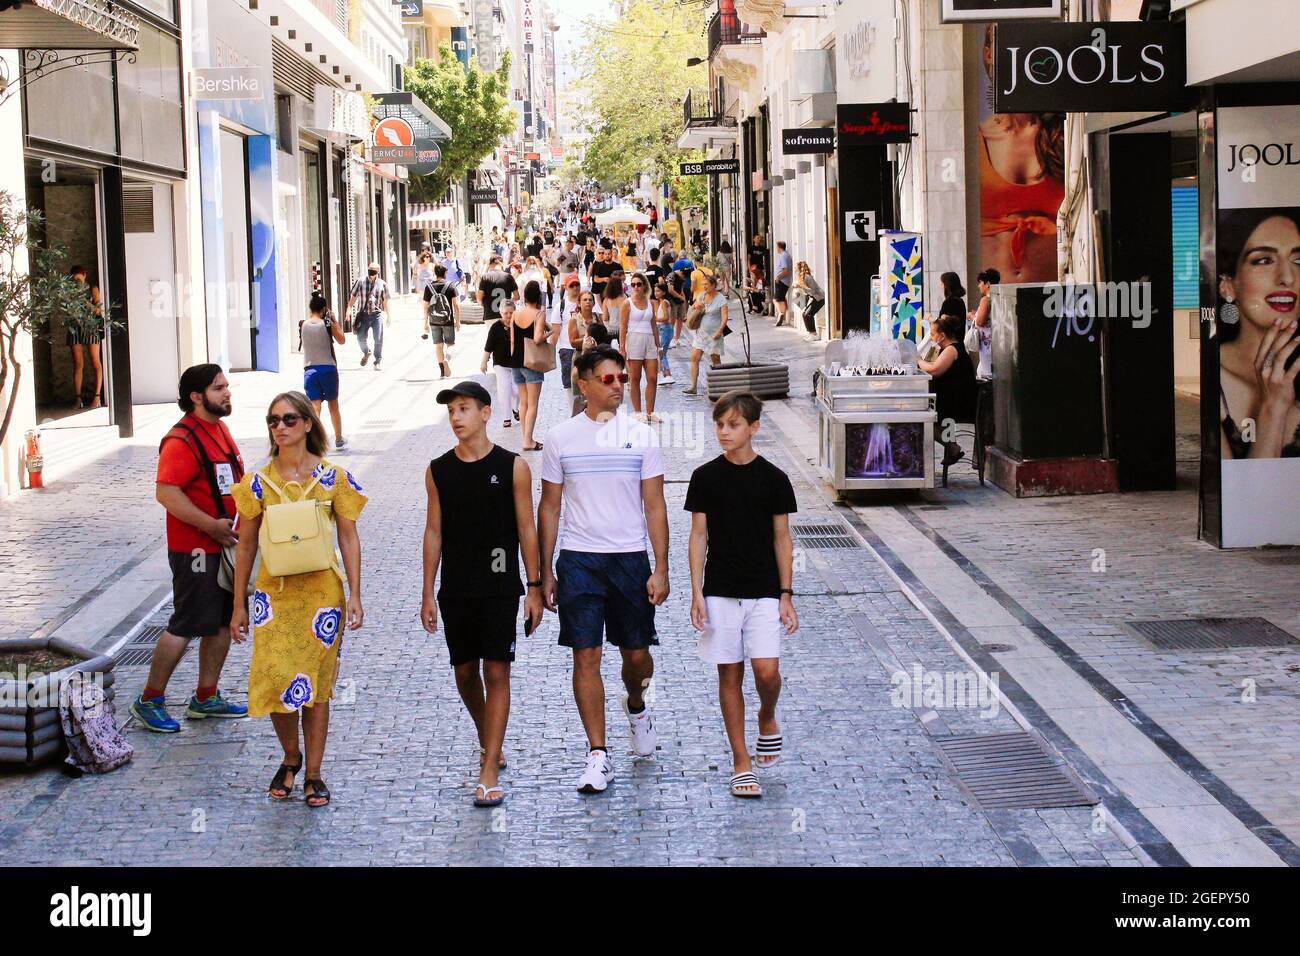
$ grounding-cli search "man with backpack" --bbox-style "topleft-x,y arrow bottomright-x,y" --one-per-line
423,263 -> 462,379
131,364 -> 249,733
442,247 -> 466,301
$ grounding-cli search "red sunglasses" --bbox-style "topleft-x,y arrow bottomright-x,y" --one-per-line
592,372 -> 629,385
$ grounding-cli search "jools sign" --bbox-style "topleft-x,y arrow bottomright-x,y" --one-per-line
994,21 -> 1190,114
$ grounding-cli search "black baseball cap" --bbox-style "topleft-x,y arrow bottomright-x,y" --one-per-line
436,381 -> 492,407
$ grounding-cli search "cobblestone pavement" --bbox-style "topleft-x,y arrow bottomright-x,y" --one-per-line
0,305 -> 1138,866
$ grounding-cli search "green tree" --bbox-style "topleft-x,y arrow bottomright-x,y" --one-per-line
403,45 -> 517,203
0,193 -> 104,448
574,0 -> 706,209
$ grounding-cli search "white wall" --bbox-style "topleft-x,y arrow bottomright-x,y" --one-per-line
0,51 -> 34,495
125,182 -> 181,404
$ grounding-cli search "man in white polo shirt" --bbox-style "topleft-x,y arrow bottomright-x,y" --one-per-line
539,345 -> 670,794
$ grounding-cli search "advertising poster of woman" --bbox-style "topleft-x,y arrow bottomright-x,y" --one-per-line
976,25 -> 1065,285
1214,104 -> 1300,547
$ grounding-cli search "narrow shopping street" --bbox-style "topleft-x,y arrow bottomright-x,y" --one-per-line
0,300 -> 1134,866
0,0 -> 1297,916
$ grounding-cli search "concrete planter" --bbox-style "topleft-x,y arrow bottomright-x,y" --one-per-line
705,362 -> 790,400
0,638 -> 116,767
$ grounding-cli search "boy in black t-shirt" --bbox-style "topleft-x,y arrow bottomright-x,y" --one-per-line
685,391 -> 798,799
422,381 -> 543,808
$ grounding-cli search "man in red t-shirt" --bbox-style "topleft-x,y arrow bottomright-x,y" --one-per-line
130,364 -> 249,733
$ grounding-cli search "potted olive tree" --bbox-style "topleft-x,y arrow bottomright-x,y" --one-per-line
0,638 -> 117,767
698,255 -> 789,400
0,190 -> 107,457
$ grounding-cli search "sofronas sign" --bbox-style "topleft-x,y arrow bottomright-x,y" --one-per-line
993,21 -> 1190,114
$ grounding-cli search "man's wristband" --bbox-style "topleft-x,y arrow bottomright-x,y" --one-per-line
527,580 -> 543,588
779,588 -> 794,596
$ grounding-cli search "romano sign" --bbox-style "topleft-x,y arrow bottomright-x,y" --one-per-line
994,21 -> 1191,114
783,128 -> 835,155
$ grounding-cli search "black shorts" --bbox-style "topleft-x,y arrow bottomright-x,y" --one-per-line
439,595 -> 520,667
166,550 -> 234,640
773,281 -> 790,303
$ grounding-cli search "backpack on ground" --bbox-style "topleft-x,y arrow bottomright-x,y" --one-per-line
427,281 -> 453,326
60,673 -> 133,776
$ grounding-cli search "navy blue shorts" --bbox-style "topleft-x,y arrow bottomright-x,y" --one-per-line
556,550 -> 658,650
304,364 -> 339,401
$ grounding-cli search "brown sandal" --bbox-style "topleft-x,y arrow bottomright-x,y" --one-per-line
268,754 -> 303,800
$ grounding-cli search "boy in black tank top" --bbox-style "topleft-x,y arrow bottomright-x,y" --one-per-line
421,381 -> 543,807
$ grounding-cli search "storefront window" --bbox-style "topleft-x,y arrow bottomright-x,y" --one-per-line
117,24 -> 185,172
125,0 -> 178,22
23,50 -> 117,155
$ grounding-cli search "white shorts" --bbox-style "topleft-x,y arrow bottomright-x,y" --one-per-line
698,596 -> 782,664
624,331 -> 658,361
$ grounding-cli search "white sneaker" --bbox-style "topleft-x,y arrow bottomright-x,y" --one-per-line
660,373 -> 675,385
576,749 -> 613,793
622,687 -> 658,758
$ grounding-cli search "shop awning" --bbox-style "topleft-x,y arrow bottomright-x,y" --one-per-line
0,0 -> 140,49
408,203 -> 457,230
370,91 -> 453,143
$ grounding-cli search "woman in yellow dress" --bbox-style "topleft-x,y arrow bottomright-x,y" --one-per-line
229,391 -> 367,808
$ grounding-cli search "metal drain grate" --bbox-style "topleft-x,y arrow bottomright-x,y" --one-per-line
1252,554 -> 1300,566
134,624 -> 166,645
792,523 -> 861,550
935,732 -> 1095,810
1129,617 -> 1298,650
115,647 -> 155,667
365,419 -> 397,427
114,624 -> 173,667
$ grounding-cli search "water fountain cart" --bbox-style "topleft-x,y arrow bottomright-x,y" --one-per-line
816,370 -> 937,496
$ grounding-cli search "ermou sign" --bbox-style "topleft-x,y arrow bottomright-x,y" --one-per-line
994,21 -> 1190,113
836,103 -> 911,147
782,128 -> 835,155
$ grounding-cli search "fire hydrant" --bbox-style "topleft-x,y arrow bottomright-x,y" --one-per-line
23,429 -> 43,489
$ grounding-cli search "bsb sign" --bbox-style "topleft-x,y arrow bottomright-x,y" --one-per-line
679,159 -> 740,176
994,21 -> 1191,114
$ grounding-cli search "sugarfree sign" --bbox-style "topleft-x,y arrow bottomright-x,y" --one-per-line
994,21 -> 1190,114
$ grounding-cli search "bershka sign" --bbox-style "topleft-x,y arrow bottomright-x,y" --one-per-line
836,103 -> 911,146
940,0 -> 1060,22
783,128 -> 835,155
994,21 -> 1190,114
679,159 -> 740,176
194,67 -> 264,101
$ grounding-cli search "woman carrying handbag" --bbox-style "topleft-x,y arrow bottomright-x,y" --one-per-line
512,280 -> 558,451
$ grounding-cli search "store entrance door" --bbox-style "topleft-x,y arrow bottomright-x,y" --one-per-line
25,160 -> 110,427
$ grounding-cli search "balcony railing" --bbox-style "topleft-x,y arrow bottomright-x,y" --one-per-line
707,11 -> 765,61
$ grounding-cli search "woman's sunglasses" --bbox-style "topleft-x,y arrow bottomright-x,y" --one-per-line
591,372 -> 629,385
630,281 -> 646,289
266,413 -> 304,428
